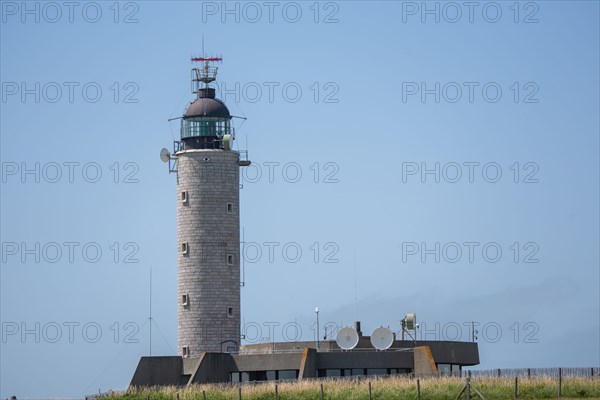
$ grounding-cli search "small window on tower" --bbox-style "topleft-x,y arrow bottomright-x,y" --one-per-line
227,203 -> 233,213
181,191 -> 188,203
227,254 -> 234,265
227,306 -> 234,318
181,242 -> 189,255
182,294 -> 189,306
182,346 -> 190,357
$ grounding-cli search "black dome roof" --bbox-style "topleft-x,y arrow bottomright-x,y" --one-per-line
183,91 -> 231,119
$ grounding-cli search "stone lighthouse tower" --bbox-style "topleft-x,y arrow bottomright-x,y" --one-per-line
171,57 -> 248,356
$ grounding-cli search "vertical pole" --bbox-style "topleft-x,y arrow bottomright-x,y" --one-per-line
316,308 -> 320,349
527,368 -> 531,379
497,368 -> 501,378
417,379 -> 421,400
368,381 -> 372,400
149,268 -> 152,357
514,376 -> 518,399
202,390 -> 206,400
401,319 -> 405,341
320,383 -> 324,400
238,386 -> 242,400
558,368 -> 562,399
466,377 -> 471,400
275,383 -> 278,400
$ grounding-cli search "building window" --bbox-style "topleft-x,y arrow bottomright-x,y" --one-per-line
182,294 -> 189,306
182,346 -> 190,357
181,191 -> 188,203
227,306 -> 234,318
227,254 -> 234,265
181,242 -> 189,255
230,372 -> 241,383
278,370 -> 298,381
437,364 -> 451,375
227,203 -> 233,213
367,369 -> 388,376
266,371 -> 277,381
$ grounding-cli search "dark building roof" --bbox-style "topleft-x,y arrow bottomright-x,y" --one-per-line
184,88 -> 231,119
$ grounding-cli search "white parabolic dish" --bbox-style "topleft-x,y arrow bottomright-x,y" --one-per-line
370,326 -> 394,350
336,326 -> 359,350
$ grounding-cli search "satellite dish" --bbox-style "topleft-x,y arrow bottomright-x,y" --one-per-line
336,326 -> 359,350
405,313 -> 416,330
222,134 -> 233,150
160,148 -> 171,163
370,326 -> 394,350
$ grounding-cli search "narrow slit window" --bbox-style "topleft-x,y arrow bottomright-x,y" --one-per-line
182,294 -> 189,306
227,306 -> 234,318
227,203 -> 233,213
182,346 -> 189,357
227,254 -> 234,265
181,242 -> 189,255
181,191 -> 188,203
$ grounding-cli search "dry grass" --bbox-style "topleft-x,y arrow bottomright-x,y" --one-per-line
107,375 -> 600,400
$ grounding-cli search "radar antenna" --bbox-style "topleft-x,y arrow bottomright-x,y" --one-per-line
190,56 -> 223,95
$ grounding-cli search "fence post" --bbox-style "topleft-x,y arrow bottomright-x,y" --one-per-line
466,377 -> 471,400
238,386 -> 242,400
558,368 -> 562,399
527,368 -> 531,379
497,368 -> 501,378
320,383 -> 324,400
368,381 -> 372,400
417,378 -> 421,400
202,390 -> 206,400
275,383 -> 278,400
514,376 -> 518,399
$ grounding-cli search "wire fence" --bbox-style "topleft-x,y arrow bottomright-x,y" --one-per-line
467,367 -> 599,379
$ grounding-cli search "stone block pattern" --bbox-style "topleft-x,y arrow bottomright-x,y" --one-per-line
176,149 -> 240,356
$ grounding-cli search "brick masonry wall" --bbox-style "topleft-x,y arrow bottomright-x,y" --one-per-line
176,149 -> 241,356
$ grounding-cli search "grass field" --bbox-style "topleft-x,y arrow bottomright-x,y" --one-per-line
105,375 -> 600,400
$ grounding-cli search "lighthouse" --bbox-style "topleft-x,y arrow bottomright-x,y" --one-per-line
170,57 -> 248,356
129,57 -> 480,387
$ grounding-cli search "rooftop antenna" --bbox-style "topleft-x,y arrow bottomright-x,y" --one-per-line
336,326 -> 359,350
353,249 -> 358,321
371,326 -> 394,350
149,267 -> 152,356
190,55 -> 223,95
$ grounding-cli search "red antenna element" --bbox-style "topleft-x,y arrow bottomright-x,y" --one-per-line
191,57 -> 223,62
190,54 -> 223,95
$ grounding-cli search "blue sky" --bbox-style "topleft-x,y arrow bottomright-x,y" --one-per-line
1,1 -> 599,397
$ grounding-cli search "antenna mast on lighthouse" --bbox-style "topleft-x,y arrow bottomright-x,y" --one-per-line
190,56 -> 223,95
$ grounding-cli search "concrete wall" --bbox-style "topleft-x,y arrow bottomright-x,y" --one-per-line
317,351 -> 413,370
189,353 -> 233,384
241,340 -> 480,366
414,346 -> 437,375
130,339 -> 479,388
129,356 -> 182,387
177,149 -> 241,356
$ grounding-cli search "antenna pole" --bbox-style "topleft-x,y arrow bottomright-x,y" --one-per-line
241,227 -> 246,286
149,267 -> 152,357
353,249 -> 358,322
